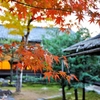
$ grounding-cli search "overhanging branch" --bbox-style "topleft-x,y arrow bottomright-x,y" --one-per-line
12,0 -> 72,12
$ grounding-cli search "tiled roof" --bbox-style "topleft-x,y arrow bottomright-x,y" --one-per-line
0,25 -> 50,41
63,33 -> 100,56
0,25 -> 75,42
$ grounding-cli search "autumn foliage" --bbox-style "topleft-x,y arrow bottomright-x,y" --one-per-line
0,0 -> 98,82
0,42 -> 78,82
0,0 -> 100,32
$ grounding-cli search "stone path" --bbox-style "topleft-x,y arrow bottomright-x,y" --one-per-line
0,96 -> 15,100
37,85 -> 100,100
85,85 -> 100,94
37,92 -> 72,100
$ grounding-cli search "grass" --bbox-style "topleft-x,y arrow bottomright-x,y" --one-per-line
22,83 -> 100,100
0,83 -> 100,100
22,83 -> 61,95
48,88 -> 100,100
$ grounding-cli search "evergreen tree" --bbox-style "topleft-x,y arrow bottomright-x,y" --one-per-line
42,28 -> 100,100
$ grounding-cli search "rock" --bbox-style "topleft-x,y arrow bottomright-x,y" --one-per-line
0,78 -> 4,83
5,96 -> 15,100
1,83 -> 9,87
41,87 -> 48,90
0,89 -> 3,96
0,90 -> 12,96
1,96 -> 15,100
37,98 -> 46,100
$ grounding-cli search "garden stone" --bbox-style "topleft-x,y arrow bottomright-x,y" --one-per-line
0,78 -> 4,83
0,90 -> 12,96
0,89 -> 3,96
41,87 -> 48,90
1,82 -> 9,87
37,98 -> 46,100
5,96 -> 15,100
0,96 -> 15,100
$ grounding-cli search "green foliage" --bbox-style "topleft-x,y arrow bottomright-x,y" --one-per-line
7,75 -> 57,84
0,38 -> 20,44
42,27 -> 100,88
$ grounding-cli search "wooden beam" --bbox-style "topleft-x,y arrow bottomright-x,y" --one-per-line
66,47 -> 100,57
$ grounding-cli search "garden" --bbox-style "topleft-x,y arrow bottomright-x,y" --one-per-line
0,80 -> 100,100
0,0 -> 100,100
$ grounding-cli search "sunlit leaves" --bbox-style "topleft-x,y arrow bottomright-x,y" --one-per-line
0,0 -> 100,34
0,0 -> 99,83
0,41 -> 79,83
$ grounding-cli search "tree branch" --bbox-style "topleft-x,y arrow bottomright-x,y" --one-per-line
12,0 -> 72,12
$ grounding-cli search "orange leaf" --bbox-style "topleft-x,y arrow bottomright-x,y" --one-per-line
45,54 -> 52,66
4,44 -> 10,50
17,62 -> 23,70
55,17 -> 64,24
11,42 -> 16,47
66,75 -> 71,83
53,55 -> 59,64
53,72 -> 60,81
45,66 -> 53,71
43,71 -> 53,81
24,0 -> 33,4
59,71 -> 66,78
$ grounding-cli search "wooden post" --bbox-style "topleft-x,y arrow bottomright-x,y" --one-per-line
61,60 -> 66,100
82,77 -> 85,100
74,89 -> 78,100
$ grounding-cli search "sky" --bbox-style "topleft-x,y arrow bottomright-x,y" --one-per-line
32,15 -> 100,37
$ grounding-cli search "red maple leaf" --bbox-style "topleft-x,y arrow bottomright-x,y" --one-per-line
55,17 -> 64,24
89,17 -> 95,24
96,19 -> 100,26
76,13 -> 84,23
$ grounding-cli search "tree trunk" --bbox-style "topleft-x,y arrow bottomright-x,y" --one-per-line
61,78 -> 66,100
16,69 -> 23,92
21,18 -> 33,43
16,18 -> 33,92
10,60 -> 13,84
82,78 -> 85,100
74,89 -> 78,100
9,47 -> 14,84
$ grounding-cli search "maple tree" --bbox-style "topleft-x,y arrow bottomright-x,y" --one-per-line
1,41 -> 77,81
0,0 -> 99,94
0,0 -> 100,39
0,0 -> 83,79
0,41 -> 77,93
